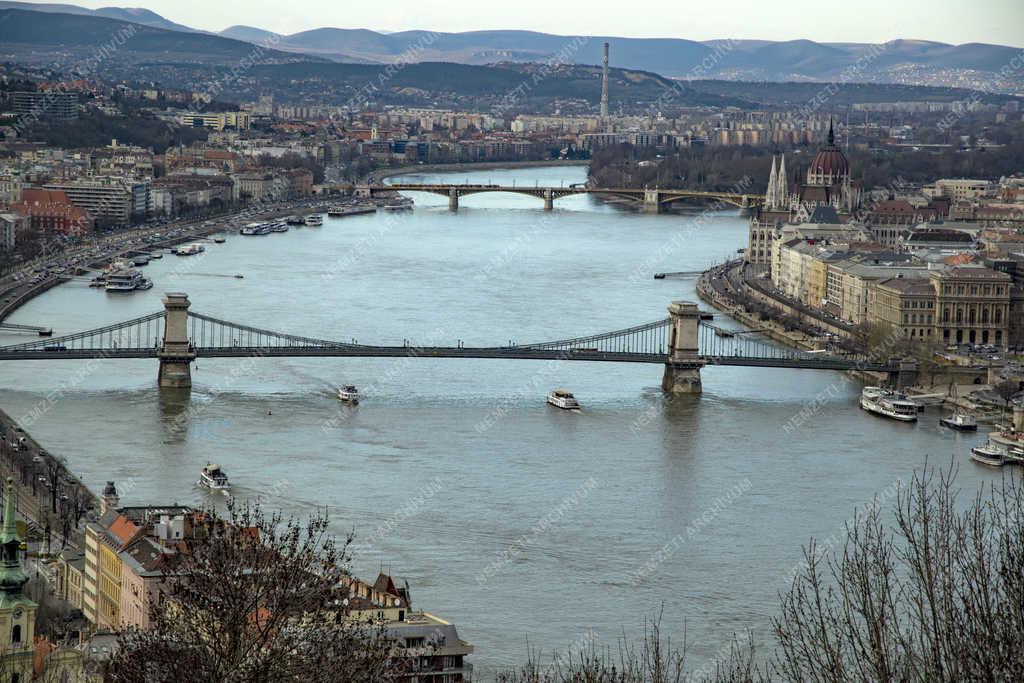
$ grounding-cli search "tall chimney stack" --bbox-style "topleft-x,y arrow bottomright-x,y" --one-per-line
600,42 -> 609,119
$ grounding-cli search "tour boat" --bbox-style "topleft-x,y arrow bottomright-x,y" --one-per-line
337,385 -> 360,403
213,236 -> 226,243
939,412 -> 978,431
105,268 -> 146,292
173,243 -> 205,256
285,215 -> 305,225
859,388 -> 917,422
148,252 -> 163,259
136,277 -> 153,290
547,389 -> 580,410
304,214 -> 323,226
197,463 -> 231,492
268,220 -> 289,233
1005,446 -> 1024,466
132,255 -> 150,266
240,222 -> 269,236
970,442 -> 1006,467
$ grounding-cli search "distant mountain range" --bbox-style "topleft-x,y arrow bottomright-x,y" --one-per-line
0,8 -> 318,65
1,2 -> 1021,92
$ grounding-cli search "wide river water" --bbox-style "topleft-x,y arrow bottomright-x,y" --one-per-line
0,165 -> 997,675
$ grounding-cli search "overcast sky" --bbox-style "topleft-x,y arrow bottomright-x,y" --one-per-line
22,0 -> 1024,46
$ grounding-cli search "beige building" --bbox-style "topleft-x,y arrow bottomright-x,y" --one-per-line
922,178 -> 992,201
932,266 -> 1012,347
866,265 -> 1013,348
869,277 -> 938,342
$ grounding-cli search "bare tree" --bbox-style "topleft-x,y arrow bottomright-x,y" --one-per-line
770,463 -> 1024,681
108,500 -> 399,683
492,463 -> 1023,682
994,378 -> 1019,424
42,454 -> 64,514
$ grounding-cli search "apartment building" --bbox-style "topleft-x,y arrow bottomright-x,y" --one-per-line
922,178 -> 992,201
344,573 -> 474,682
44,177 -> 149,225
11,90 -> 79,120
179,111 -> 252,130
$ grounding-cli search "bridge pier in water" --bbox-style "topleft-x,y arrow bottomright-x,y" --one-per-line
643,189 -> 662,214
543,189 -> 554,211
662,301 -> 705,394
448,188 -> 459,211
157,292 -> 196,389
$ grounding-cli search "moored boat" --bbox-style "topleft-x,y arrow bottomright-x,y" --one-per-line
860,387 -> 917,422
547,388 -> 580,410
304,214 -> 323,226
173,243 -> 205,256
970,442 -> 1005,467
105,267 -> 146,292
940,412 -> 978,431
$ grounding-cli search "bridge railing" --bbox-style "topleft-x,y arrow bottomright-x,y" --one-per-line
0,311 -> 166,352
516,318 -> 670,356
187,311 -> 359,350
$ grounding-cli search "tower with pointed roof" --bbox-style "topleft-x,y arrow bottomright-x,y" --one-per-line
765,156 -> 778,209
0,478 -> 37,679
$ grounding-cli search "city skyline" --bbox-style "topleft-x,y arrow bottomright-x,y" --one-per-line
14,0 -> 1024,47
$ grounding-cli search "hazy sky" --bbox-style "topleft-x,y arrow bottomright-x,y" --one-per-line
22,0 -> 1024,46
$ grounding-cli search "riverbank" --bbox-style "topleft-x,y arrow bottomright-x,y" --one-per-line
697,261 -> 998,408
0,405 -> 96,552
0,197 -> 328,324
365,159 -> 588,184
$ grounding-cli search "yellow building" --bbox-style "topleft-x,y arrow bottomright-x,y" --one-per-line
84,506 -> 140,629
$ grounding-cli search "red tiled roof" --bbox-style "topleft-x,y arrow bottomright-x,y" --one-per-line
108,515 -> 141,545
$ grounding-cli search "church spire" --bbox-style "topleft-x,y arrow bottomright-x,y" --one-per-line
827,117 -> 835,146
0,478 -> 30,596
776,154 -> 788,206
766,156 -> 778,209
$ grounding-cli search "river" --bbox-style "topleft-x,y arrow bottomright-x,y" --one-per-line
0,165 -> 995,675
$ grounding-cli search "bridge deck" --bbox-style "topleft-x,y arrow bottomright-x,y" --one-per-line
0,345 -> 894,371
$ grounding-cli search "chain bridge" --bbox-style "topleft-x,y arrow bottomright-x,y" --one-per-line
0,294 -> 913,392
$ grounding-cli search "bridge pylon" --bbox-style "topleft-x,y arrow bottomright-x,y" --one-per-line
662,300 -> 705,394
448,187 -> 459,211
643,189 -> 662,214
158,292 -> 196,389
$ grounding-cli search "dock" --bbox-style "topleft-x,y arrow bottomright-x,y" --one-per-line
0,322 -> 53,336
654,271 -> 704,279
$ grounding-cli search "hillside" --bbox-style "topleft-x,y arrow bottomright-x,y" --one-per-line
0,8 -> 316,65
0,1 -> 197,31
2,3 -> 1021,91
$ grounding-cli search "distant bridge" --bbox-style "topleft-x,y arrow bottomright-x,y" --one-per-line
0,294 -> 914,393
361,183 -> 764,213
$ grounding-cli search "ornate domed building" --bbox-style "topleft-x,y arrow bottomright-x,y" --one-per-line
746,118 -> 863,266
792,118 -> 861,217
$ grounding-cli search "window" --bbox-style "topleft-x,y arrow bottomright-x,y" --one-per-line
995,309 -> 1002,323
11,624 -> 20,644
